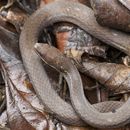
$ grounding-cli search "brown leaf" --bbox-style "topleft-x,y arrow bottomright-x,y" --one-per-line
40,0 -> 90,6
53,23 -> 108,59
7,79 -> 48,130
6,80 -> 35,130
0,40 -> 48,130
77,59 -> 130,93
6,7 -> 28,33
0,15 -> 16,33
91,0 -> 130,32
0,43 -> 44,111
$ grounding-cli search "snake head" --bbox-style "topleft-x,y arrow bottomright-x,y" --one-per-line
34,43 -> 71,73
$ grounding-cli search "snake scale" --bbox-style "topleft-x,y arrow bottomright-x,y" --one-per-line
19,1 -> 130,128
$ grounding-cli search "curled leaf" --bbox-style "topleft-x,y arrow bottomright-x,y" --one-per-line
6,80 -> 35,130
91,0 -> 130,32
0,41 -> 48,130
77,59 -> 130,93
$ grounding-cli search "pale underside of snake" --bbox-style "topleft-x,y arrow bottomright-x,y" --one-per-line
20,1 -> 130,128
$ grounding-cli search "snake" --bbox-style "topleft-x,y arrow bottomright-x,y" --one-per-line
19,1 -> 130,128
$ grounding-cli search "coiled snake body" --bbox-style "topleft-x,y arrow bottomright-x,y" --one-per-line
20,1 -> 130,128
